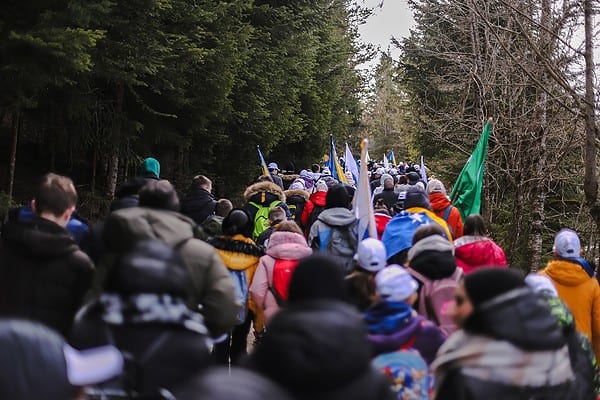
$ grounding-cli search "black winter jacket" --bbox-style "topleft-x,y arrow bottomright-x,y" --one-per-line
180,188 -> 217,225
0,217 -> 94,336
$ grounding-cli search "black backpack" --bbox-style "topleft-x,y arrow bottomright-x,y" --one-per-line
305,204 -> 325,235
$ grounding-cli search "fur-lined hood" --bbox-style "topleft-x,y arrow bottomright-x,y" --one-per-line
244,181 -> 286,203
284,189 -> 309,201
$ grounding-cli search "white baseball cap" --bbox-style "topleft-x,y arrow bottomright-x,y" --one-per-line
375,265 -> 419,302
354,238 -> 387,272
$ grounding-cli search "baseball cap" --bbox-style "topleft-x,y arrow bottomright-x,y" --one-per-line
525,274 -> 558,297
426,179 -> 446,195
354,238 -> 387,272
268,162 -> 279,171
553,228 -> 580,258
375,167 -> 385,175
321,167 -> 331,176
407,171 -> 420,182
375,265 -> 418,302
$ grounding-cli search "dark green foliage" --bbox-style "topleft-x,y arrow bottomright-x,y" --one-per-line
0,0 -> 366,205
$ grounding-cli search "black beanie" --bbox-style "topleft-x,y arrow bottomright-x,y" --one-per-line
464,267 -> 525,308
404,186 -> 430,210
222,208 -> 252,237
288,255 -> 347,304
325,184 -> 350,209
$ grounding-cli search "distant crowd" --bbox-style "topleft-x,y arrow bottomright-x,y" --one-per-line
0,156 -> 598,400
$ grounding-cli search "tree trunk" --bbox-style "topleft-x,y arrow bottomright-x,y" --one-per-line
91,145 -> 97,194
583,0 -> 599,222
7,110 -> 20,199
105,83 -> 125,199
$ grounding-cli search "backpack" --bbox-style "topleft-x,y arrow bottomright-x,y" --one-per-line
442,205 -> 454,237
408,267 -> 463,336
269,259 -> 299,306
229,269 -> 249,324
372,349 -> 432,400
316,221 -> 358,274
249,200 -> 281,241
305,204 -> 325,235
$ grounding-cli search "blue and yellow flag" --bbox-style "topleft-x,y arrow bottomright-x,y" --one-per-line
388,150 -> 397,166
326,135 -> 348,184
257,145 -> 270,177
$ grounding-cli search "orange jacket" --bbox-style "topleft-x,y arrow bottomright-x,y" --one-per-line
541,259 -> 600,361
429,193 -> 464,239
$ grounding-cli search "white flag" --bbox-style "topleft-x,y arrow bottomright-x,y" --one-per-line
420,155 -> 428,183
345,143 -> 359,184
383,153 -> 390,169
354,139 -> 377,239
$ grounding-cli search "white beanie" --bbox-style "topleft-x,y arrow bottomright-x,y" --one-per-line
375,265 -> 418,302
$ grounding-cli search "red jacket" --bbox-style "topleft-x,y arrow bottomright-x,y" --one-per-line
300,191 -> 327,229
453,236 -> 507,274
429,193 -> 464,239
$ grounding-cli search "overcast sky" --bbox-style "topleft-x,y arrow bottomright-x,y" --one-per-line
356,0 -> 415,62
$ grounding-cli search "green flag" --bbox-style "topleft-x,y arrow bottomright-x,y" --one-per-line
450,119 -> 492,220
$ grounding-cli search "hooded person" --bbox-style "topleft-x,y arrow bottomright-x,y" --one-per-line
406,233 -> 462,336
541,228 -> 600,362
102,180 -> 240,339
308,185 -> 358,274
246,300 -> 395,400
382,186 -> 452,266
111,157 -> 161,210
250,221 -> 312,324
242,180 -> 289,241
453,214 -> 507,273
433,268 -> 576,400
207,208 -> 265,365
407,171 -> 425,191
300,179 -> 328,236
299,169 -> 315,190
284,180 -> 310,228
426,179 -> 464,238
364,265 -> 446,365
0,319 -> 123,400
71,240 -> 212,396
525,274 -> 600,399
345,238 -> 387,311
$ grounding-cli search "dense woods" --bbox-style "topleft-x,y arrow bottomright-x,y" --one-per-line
361,0 -> 599,269
0,0 -> 368,214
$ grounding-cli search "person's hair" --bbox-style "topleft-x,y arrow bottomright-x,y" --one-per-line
374,198 -> 390,215
256,175 -> 274,183
191,175 -> 211,190
34,173 -> 78,217
412,224 -> 446,245
215,199 -> 233,217
268,206 -> 286,223
383,177 -> 394,190
311,164 -> 320,173
464,214 -> 486,236
275,220 -> 303,235
139,180 -> 180,212
398,175 -> 408,185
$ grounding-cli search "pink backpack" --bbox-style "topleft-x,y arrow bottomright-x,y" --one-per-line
408,267 -> 463,336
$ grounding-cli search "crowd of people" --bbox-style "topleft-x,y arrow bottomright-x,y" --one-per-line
0,156 -> 599,399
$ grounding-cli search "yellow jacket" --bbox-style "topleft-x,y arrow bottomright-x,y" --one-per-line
541,259 -> 600,361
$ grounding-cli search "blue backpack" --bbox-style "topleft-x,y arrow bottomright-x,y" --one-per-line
372,349 -> 432,400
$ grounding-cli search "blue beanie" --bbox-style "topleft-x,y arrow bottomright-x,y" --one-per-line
143,157 -> 160,178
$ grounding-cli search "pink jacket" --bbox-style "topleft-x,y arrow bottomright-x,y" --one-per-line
249,231 -> 312,323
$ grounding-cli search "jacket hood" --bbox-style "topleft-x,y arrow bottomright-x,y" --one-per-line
208,234 -> 263,270
454,237 -> 507,271
308,191 -> 327,206
244,182 -> 285,203
1,217 -> 79,259
543,259 -> 593,286
103,208 -> 196,253
266,231 -> 312,260
364,301 -> 415,335
284,189 -> 309,201
428,193 -> 451,213
317,207 -> 357,227
464,287 -> 566,351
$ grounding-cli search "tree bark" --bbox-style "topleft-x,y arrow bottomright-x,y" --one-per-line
105,83 -> 124,199
7,110 -> 20,199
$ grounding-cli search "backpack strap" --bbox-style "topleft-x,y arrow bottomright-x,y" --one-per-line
442,205 -> 453,222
